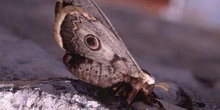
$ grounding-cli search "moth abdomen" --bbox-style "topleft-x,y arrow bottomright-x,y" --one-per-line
64,53 -> 124,87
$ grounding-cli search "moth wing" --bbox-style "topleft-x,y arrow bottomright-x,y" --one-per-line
66,0 -> 127,48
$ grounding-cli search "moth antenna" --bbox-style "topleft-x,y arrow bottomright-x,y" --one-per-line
154,82 -> 175,97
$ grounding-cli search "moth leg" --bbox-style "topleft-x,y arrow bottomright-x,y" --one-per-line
63,52 -> 80,74
142,84 -> 154,96
63,53 -> 72,67
112,83 -> 138,105
126,88 -> 139,104
114,86 -> 127,96
143,82 -> 171,95
141,84 -> 166,109
148,94 -> 166,110
141,83 -> 172,110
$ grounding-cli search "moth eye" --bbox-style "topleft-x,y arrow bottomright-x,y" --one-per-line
84,34 -> 101,50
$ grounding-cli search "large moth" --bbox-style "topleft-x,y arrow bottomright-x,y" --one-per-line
53,0 -> 159,105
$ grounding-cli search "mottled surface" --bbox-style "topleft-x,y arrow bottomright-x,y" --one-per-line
0,0 -> 219,109
0,84 -> 107,110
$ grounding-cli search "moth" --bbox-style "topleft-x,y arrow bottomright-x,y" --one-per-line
53,0 -> 167,107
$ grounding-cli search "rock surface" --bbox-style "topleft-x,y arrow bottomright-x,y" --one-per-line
0,85 -> 107,110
